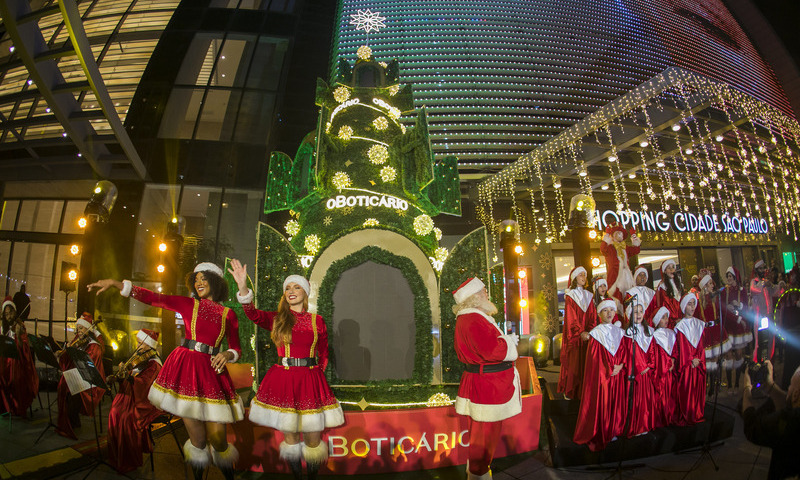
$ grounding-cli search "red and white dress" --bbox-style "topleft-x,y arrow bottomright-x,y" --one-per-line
699,294 -> 730,371
722,280 -> 751,349
558,287 -> 596,400
0,324 -> 39,417
238,289 -> 343,433
673,316 -> 706,426
121,282 -> 244,423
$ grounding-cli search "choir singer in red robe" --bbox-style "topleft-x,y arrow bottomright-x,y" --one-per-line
106,329 -> 163,473
644,259 -> 683,329
651,306 -> 677,428
623,302 -> 655,436
674,293 -> 706,426
453,277 -> 521,480
574,299 -> 627,451
558,266 -> 596,401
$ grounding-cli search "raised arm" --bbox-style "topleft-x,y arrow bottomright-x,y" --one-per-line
88,278 -> 192,313
230,259 -> 276,330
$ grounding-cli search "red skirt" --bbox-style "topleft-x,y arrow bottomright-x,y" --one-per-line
249,364 -> 343,433
703,325 -> 731,371
147,347 -> 244,423
724,315 -> 753,349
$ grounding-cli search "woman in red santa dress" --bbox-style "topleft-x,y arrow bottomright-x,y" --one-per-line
698,274 -> 730,392
106,329 -> 162,474
0,297 -> 38,417
558,267 -> 597,401
673,293 -> 706,426
55,312 -> 105,439
599,223 -> 641,301
722,266 -> 751,391
230,260 -> 343,480
650,306 -> 677,428
89,263 -> 243,480
622,301 -> 656,436
574,299 -> 628,451
644,259 -> 683,329
626,265 -> 656,325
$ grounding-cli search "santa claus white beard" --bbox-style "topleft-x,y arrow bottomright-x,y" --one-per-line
478,299 -> 499,316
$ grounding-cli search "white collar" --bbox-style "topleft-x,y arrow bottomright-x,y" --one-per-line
456,308 -> 503,334
625,323 -> 653,352
652,327 -> 676,355
589,323 -> 625,356
565,286 -> 593,312
674,316 -> 704,347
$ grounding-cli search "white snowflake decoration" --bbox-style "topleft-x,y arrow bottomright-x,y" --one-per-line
373,116 -> 388,131
305,235 -> 321,254
368,144 -> 389,165
380,166 -> 396,182
323,216 -> 332,226
434,246 -> 449,262
333,86 -> 350,103
433,227 -> 442,241
285,219 -> 300,237
338,125 -> 353,140
332,171 -> 351,190
413,214 -> 434,236
349,9 -> 386,33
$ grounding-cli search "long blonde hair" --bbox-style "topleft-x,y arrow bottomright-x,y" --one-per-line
271,295 -> 309,346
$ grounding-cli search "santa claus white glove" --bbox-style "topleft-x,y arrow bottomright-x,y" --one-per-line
630,234 -> 641,247
602,233 -> 613,244
504,333 -> 520,346
737,316 -> 744,325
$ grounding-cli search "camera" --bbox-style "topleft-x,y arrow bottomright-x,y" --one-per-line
746,359 -> 770,390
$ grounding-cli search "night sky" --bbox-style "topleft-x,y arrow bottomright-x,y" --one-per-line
751,1 -> 800,67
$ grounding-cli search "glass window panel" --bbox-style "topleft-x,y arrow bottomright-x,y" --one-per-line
246,37 -> 288,90
269,0 -> 288,12
175,34 -> 223,86
52,245 -> 80,343
211,37 -> 254,88
1,201 -> 20,230
16,201 -> 37,231
61,201 -> 88,234
158,88 -> 204,139
209,0 -> 240,7
195,89 -> 241,141
9,242 -> 55,325
235,91 -> 275,144
32,200 -> 64,233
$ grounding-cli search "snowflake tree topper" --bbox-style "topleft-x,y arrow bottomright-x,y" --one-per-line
349,9 -> 386,33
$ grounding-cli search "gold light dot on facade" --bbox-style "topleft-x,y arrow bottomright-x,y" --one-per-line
78,217 -> 87,228
70,244 -> 80,255
157,264 -> 165,273
158,242 -> 167,252
357,45 -> 372,60
368,144 -> 389,165
591,257 -> 601,268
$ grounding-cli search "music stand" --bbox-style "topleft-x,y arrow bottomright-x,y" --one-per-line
65,346 -> 114,479
29,335 -> 59,444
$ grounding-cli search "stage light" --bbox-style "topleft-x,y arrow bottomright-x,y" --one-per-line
171,217 -> 178,223
514,244 -> 523,254
78,217 -> 87,228
591,257 -> 601,268
608,156 -> 616,162
158,242 -> 167,252
588,230 -> 598,239
601,184 -> 609,190
519,298 -> 528,308
576,200 -> 585,211
505,225 -> 513,233
110,341 -> 119,351
70,245 -> 79,255
672,124 -> 681,131
639,140 -> 649,147
68,270 -> 77,281
518,269 -> 526,279
157,264 -> 165,273
716,135 -> 724,142
94,186 -> 102,194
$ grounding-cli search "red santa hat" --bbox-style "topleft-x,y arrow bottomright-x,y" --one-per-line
604,222 -> 629,239
194,262 -> 224,278
453,277 -> 485,304
660,259 -> 676,275
699,274 -> 713,289
594,277 -> 607,289
76,312 -> 93,330
726,266 -> 741,284
597,298 -> 617,314
680,293 -> 698,314
136,329 -> 159,349
1,296 -> 14,312
634,265 -> 649,282
569,266 -> 587,284
652,306 -> 670,328
283,275 -> 311,297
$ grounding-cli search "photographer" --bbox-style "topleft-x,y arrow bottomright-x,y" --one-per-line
741,360 -> 800,480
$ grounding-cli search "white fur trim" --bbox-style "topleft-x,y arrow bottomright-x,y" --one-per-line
675,317 -> 704,348
249,399 -> 344,432
705,337 -> 732,359
595,278 -> 607,288
120,280 -> 133,297
1,300 -> 14,311
597,299 -> 617,314
194,262 -> 223,278
661,259 -> 676,273
76,318 -> 92,330
236,288 -> 254,305
211,443 -> 239,468
136,330 -> 158,349
456,308 -> 504,334
148,383 -> 244,423
699,275 -> 712,289
302,442 -> 329,466
570,266 -> 587,283
754,259 -> 765,270
680,293 -> 698,313
634,267 -> 648,282
280,441 -> 303,461
454,278 -> 486,304
630,234 -> 642,247
502,335 -> 519,362
283,275 -> 310,297
726,266 -> 736,278
467,469 -> 493,480
455,368 -> 522,422
183,440 -> 210,467
226,348 -> 239,363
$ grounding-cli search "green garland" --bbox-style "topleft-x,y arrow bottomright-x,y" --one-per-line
317,245 -> 433,385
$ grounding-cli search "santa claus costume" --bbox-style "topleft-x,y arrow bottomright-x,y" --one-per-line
626,265 -> 655,324
599,223 -> 641,301
622,302 -> 656,437
107,329 -> 163,474
749,260 -> 781,361
574,299 -> 628,451
55,312 -> 106,439
722,266 -> 750,389
650,307 -> 677,428
673,294 -> 706,426
558,266 -> 596,401
697,274 -> 730,373
453,277 -> 521,480
645,259 -> 683,329
236,273 -> 343,479
0,297 -> 38,417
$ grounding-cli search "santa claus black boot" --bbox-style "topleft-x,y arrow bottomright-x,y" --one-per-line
183,440 -> 210,480
211,443 -> 239,480
280,441 -> 303,480
302,442 -> 328,480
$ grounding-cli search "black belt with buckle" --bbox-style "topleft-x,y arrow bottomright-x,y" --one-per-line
278,357 -> 317,367
182,339 -> 220,356
464,361 -> 513,374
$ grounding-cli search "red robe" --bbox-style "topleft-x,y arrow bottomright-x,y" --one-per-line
722,285 -> 751,349
574,323 -> 628,451
699,294 -> 730,371
0,325 -> 39,417
674,317 -> 706,426
558,288 -> 596,400
622,325 -> 656,436
645,283 -> 682,329
108,357 -> 162,473
651,327 -> 677,428
56,340 -> 106,439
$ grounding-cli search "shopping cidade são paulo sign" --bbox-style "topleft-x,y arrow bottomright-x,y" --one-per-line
593,207 -> 769,234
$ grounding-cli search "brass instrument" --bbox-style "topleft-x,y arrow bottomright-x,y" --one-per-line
106,348 -> 158,383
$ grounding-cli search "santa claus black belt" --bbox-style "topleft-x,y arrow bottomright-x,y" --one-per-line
464,361 -> 514,374
279,357 -> 317,367
181,339 -> 220,356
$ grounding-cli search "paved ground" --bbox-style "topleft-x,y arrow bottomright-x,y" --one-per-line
0,363 -> 777,479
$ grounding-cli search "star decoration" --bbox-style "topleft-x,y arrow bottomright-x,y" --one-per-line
349,9 -> 386,33
323,216 -> 332,226
356,397 -> 370,411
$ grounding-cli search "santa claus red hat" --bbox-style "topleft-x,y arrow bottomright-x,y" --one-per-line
597,298 -> 617,314
569,266 -> 587,284
652,306 -> 670,328
680,293 -> 697,313
453,277 -> 485,304
634,265 -> 648,282
1,296 -> 14,312
699,274 -> 713,289
136,329 -> 159,349
604,222 -> 629,239
76,312 -> 93,330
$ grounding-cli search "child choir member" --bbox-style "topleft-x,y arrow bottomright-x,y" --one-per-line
674,293 -> 706,426
106,329 -> 162,474
230,260 -> 343,480
722,266 -> 751,390
645,259 -> 683,329
626,265 -> 655,324
0,297 -> 38,417
574,299 -> 627,451
650,306 -> 676,428
90,263 -> 243,480
559,266 -> 597,401
623,302 -> 655,436
55,312 -> 105,439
